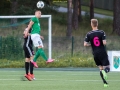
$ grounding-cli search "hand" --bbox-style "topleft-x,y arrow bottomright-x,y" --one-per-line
84,42 -> 91,47
86,43 -> 91,46
23,30 -> 28,38
40,36 -> 44,40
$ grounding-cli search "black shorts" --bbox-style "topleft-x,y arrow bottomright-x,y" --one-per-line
93,51 -> 110,66
23,46 -> 34,58
23,36 -> 34,58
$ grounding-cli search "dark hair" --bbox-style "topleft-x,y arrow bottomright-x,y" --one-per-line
35,10 -> 41,13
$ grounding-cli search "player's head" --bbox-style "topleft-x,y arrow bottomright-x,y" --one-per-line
35,10 -> 41,18
91,19 -> 98,28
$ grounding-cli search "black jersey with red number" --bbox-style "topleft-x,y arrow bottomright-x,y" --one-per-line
84,30 -> 106,54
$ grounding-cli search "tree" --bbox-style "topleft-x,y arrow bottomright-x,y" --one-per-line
44,0 -> 52,5
0,0 -> 11,15
10,0 -> 36,28
72,0 -> 78,30
113,0 -> 120,35
11,0 -> 18,15
78,0 -> 82,22
10,0 -> 18,29
66,0 -> 72,37
89,0 -> 94,19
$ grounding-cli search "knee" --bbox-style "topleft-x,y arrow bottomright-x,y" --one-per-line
99,66 -> 103,70
104,67 -> 110,73
25,58 -> 30,62
38,46 -> 42,48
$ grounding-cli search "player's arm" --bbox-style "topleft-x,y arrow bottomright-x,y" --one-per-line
40,36 -> 44,40
84,42 -> 91,47
24,21 -> 34,37
102,30 -> 107,46
84,33 -> 90,47
23,28 -> 29,38
103,40 -> 106,45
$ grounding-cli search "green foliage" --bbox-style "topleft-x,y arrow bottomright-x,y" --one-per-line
15,5 -> 34,15
0,55 -> 96,68
83,11 -> 90,21
40,5 -> 58,14
98,18 -> 113,29
0,0 -> 57,15
0,59 -> 24,68
0,36 -> 23,60
53,12 -> 67,25
13,0 -> 37,15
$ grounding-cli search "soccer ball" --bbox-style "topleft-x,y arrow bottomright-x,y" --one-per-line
37,1 -> 45,9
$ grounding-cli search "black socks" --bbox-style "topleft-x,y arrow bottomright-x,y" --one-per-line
25,62 -> 29,75
30,61 -> 34,74
25,61 -> 34,75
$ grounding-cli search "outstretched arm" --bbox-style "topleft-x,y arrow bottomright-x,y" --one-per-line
24,21 -> 34,37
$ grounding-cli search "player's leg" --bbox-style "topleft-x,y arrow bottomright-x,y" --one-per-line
33,47 -> 54,67
94,55 -> 108,87
101,66 -> 110,80
34,46 -> 53,63
31,34 -> 54,67
29,55 -> 36,80
26,42 -> 35,80
37,37 -> 54,63
33,36 -> 48,62
25,58 -> 30,75
24,58 -> 32,81
103,66 -> 110,73
100,52 -> 110,80
101,65 -> 110,87
23,39 -> 32,81
30,56 -> 34,74
98,52 -> 110,87
98,66 -> 109,87
33,46 -> 48,62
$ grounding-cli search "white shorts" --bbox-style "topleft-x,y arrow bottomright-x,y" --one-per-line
31,34 -> 44,47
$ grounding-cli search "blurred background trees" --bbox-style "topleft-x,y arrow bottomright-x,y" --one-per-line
1,0 -> 120,37
113,0 -> 120,35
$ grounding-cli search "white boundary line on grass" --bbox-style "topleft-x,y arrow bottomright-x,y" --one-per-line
0,79 -> 120,82
0,74 -> 99,76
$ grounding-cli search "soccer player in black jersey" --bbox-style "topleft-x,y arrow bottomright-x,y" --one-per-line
84,19 -> 110,87
23,27 -> 35,81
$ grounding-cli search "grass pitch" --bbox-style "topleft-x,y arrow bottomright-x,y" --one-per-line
0,68 -> 119,90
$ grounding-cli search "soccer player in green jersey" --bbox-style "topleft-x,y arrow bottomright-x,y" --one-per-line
24,10 -> 54,68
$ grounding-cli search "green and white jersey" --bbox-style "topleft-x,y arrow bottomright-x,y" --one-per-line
31,17 -> 41,34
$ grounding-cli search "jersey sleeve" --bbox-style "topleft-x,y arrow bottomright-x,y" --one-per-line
102,31 -> 106,40
31,17 -> 36,23
84,33 -> 90,42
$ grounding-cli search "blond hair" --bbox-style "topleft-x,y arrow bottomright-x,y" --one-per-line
91,19 -> 98,27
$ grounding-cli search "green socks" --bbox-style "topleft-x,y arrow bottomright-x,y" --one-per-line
33,48 -> 48,62
33,50 -> 40,62
39,48 -> 48,61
